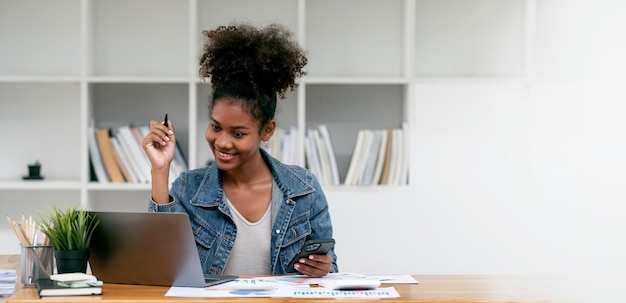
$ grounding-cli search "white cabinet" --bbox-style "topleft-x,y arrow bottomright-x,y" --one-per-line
1,0 -> 408,197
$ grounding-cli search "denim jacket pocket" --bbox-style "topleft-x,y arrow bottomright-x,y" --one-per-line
279,211 -> 311,271
281,210 -> 312,246
189,216 -> 218,264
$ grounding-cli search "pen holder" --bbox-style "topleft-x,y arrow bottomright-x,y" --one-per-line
20,245 -> 53,287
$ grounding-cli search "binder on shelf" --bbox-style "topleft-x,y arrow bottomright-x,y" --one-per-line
379,129 -> 394,185
94,128 -> 125,183
344,130 -> 367,186
111,137 -> 137,183
388,128 -> 403,186
399,122 -> 409,185
115,129 -> 146,183
88,159 -> 97,182
317,125 -> 340,185
356,130 -> 375,186
312,128 -> 333,185
359,129 -> 382,186
371,129 -> 389,185
117,125 -> 151,184
111,137 -> 132,182
344,126 -> 407,187
88,126 -> 109,183
305,128 -> 323,183
281,126 -> 299,166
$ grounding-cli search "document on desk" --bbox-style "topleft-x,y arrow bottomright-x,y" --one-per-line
263,272 -> 419,285
166,278 -> 294,298
165,277 -> 401,298
367,274 -> 419,284
292,287 -> 400,299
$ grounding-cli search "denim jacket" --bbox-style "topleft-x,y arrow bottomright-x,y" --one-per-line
148,148 -> 338,275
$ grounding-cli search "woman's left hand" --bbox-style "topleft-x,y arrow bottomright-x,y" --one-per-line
294,254 -> 333,278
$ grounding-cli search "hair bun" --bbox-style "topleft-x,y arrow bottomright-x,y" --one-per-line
199,23 -> 307,99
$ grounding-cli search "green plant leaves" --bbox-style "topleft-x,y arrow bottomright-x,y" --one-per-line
38,205 -> 100,251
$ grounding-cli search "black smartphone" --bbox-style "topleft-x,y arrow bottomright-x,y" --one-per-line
286,238 -> 335,273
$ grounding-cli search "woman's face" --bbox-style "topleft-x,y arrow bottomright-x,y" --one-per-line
205,98 -> 269,171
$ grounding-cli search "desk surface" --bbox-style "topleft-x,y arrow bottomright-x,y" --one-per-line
1,255 -> 568,303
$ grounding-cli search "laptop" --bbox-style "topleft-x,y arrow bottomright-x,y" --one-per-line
88,211 -> 238,288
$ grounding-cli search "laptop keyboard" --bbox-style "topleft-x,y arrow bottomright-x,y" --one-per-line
203,274 -> 238,287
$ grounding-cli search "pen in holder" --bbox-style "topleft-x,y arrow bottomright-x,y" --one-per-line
20,245 -> 53,287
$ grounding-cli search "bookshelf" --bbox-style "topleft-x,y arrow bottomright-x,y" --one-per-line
2,0 -> 624,277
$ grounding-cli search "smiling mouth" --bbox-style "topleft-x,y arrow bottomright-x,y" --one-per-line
216,150 -> 236,159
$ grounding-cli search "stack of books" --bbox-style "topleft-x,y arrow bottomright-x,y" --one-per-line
265,125 -> 338,185
266,126 -> 300,166
0,269 -> 17,297
304,125 -> 340,186
268,123 -> 410,187
344,122 -> 409,186
36,273 -> 102,297
88,124 -> 188,184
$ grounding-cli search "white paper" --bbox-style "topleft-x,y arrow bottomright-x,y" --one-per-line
292,287 -> 400,299
165,276 -> 402,299
166,278 -> 300,298
257,272 -> 418,285
260,272 -> 368,285
367,274 -> 419,284
166,286 -> 296,298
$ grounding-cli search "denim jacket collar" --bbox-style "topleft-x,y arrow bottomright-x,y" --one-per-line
189,149 -> 314,209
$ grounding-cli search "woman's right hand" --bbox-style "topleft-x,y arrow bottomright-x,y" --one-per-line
142,119 -> 176,170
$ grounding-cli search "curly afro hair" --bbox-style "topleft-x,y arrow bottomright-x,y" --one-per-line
199,23 -> 308,128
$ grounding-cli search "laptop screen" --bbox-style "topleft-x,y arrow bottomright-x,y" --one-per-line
88,211 -> 235,287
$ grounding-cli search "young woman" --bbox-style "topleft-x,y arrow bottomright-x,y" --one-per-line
142,23 -> 338,278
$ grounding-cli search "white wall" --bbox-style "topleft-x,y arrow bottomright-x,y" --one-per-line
329,80 -> 626,278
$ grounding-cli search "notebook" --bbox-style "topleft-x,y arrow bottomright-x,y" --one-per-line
88,211 -> 238,288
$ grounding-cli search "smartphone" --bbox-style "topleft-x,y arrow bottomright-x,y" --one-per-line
286,238 -> 335,273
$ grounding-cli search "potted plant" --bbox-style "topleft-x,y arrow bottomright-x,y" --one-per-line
23,160 -> 43,180
38,205 -> 100,274
28,160 -> 41,176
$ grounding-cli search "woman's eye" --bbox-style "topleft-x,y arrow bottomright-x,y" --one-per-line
233,132 -> 244,138
211,125 -> 221,131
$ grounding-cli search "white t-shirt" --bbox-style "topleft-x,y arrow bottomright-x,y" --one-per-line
222,197 -> 272,275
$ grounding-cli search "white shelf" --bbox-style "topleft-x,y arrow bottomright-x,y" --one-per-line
0,0 -> 539,209
0,0 -> 410,212
413,0 -> 525,77
90,0 -> 190,77
0,0 -> 81,76
305,0 -> 404,77
4,0 -> 620,205
0,180 -> 82,191
0,76 -> 82,83
0,83 -> 82,181
86,183 -> 151,191
86,76 -> 193,83
303,77 -> 410,85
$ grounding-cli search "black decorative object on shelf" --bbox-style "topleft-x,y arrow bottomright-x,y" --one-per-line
23,160 -> 44,180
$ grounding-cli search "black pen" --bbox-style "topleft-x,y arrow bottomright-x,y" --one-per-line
163,113 -> 169,127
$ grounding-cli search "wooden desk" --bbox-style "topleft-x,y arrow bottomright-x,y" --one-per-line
1,255 -> 566,302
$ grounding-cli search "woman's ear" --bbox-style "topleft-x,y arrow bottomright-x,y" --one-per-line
261,120 -> 276,142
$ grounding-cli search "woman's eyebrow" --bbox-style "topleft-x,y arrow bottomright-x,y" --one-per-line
210,117 -> 250,130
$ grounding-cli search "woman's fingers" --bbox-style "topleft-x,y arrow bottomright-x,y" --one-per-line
294,254 -> 333,278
